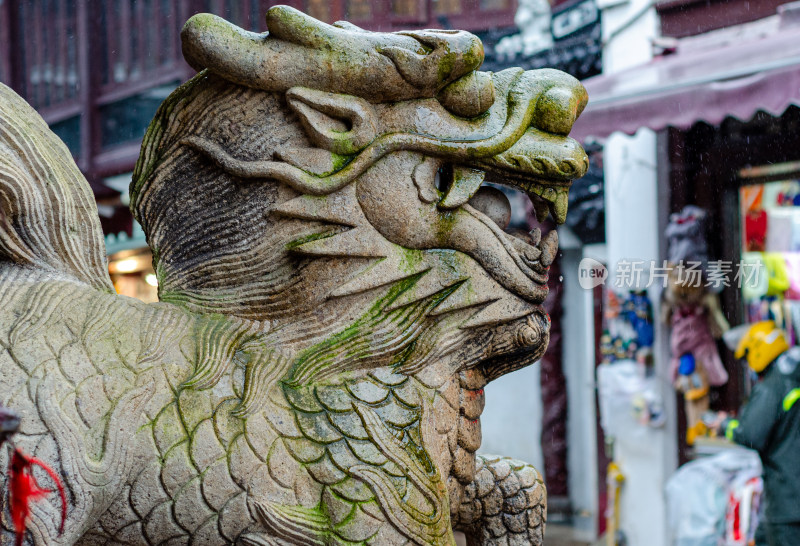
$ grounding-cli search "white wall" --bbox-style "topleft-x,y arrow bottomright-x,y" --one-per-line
603,128 -> 678,546
598,2 -> 680,543
480,363 -> 544,472
604,129 -> 659,290
561,243 -> 605,540
599,0 -> 660,74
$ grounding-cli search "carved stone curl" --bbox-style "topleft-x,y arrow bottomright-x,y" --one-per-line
0,6 -> 587,545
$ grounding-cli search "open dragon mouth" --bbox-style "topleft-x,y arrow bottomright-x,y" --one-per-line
422,115 -> 588,305
434,152 -> 584,304
474,127 -> 590,224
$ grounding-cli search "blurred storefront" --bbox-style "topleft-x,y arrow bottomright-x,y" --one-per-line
570,0 -> 800,543
575,0 -> 800,431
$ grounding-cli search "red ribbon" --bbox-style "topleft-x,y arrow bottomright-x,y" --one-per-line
8,448 -> 66,546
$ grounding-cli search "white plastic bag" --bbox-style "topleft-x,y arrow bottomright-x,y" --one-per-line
597,360 -> 664,440
666,449 -> 762,546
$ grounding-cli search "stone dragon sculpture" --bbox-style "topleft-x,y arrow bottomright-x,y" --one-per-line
0,6 -> 587,545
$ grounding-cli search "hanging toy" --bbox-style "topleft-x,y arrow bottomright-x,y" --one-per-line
663,206 -> 731,446
1,402 -> 66,546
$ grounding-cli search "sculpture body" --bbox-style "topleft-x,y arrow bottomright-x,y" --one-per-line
0,7 -> 587,545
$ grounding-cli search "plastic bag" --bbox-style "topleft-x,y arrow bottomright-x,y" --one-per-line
666,449 -> 762,546
597,360 -> 664,439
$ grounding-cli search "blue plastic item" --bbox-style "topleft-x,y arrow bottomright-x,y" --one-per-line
679,353 -> 696,376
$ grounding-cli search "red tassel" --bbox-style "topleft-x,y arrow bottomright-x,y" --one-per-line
8,448 -> 66,546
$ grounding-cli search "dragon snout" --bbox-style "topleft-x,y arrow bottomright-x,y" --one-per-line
472,128 -> 588,224
487,129 -> 588,180
532,82 -> 588,136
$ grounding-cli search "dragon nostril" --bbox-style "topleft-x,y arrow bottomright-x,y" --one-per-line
533,87 -> 579,135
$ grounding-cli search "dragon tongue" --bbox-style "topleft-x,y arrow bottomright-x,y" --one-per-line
439,166 -> 486,209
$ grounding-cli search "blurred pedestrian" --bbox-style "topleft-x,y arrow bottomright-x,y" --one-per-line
723,321 -> 800,546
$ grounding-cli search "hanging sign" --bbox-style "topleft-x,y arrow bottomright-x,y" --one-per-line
552,0 -> 599,40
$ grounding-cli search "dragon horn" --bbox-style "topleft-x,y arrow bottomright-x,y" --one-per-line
181,5 -> 483,102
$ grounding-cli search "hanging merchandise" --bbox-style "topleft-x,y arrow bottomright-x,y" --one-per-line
665,291 -> 729,387
791,209 -> 800,251
623,291 -> 654,348
602,290 -> 656,363
745,210 -> 768,252
790,302 -> 800,346
740,180 -> 800,349
665,205 -> 710,267
782,253 -> 800,300
742,185 -> 767,252
765,209 -> 794,252
674,353 -> 709,405
741,252 -> 769,302
773,180 -> 800,208
666,295 -> 726,446
598,290 -> 665,434
763,252 -> 790,296
664,205 -> 731,446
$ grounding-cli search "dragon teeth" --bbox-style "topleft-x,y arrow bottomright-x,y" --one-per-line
438,166 -> 486,209
526,183 -> 570,224
532,199 -> 550,223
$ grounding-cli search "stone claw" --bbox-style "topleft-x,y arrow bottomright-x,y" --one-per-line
453,454 -> 546,545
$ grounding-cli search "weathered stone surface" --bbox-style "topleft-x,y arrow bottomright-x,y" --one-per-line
455,455 -> 548,544
0,5 -> 586,544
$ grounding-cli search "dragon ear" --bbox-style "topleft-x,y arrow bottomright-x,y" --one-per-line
286,87 -> 377,156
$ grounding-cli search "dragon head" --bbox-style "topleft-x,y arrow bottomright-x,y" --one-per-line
131,5 -> 587,391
